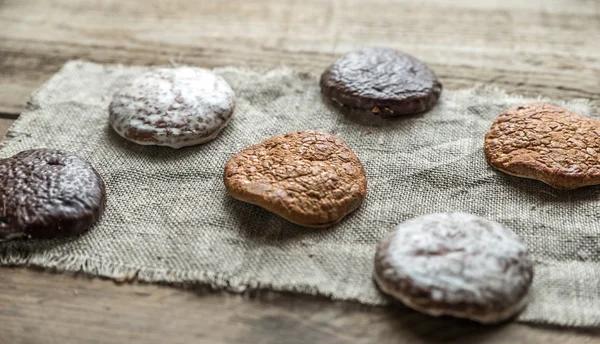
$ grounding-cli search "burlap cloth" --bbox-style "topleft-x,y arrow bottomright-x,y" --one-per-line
1,61 -> 599,327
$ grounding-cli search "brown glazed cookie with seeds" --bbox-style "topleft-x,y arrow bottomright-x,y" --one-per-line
224,130 -> 367,228
0,149 -> 106,241
373,213 -> 533,324
320,47 -> 442,117
109,67 -> 235,148
485,103 -> 600,189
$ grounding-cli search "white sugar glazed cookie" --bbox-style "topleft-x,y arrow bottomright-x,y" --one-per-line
373,212 -> 533,324
109,67 -> 235,148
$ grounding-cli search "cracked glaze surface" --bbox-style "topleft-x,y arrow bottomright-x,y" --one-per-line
109,67 -> 235,148
374,213 -> 533,323
224,130 -> 367,228
320,47 -> 442,117
485,103 -> 600,189
0,149 -> 106,241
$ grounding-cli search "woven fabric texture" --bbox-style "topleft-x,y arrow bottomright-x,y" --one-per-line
1,61 -> 599,326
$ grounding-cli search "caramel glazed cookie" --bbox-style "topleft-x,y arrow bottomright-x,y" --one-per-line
485,103 -> 600,189
374,213 -> 533,324
0,149 -> 106,241
320,47 -> 442,117
224,130 -> 367,228
109,67 -> 235,148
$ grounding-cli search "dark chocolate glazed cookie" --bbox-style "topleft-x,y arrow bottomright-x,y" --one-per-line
0,149 -> 106,241
320,47 -> 442,117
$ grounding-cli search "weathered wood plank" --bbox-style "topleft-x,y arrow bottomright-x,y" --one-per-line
0,267 -> 598,344
0,0 -> 599,114
0,118 -> 13,140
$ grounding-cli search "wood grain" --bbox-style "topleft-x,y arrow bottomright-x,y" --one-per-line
1,0 -> 599,342
0,0 -> 599,114
0,118 -> 12,140
1,268 -> 599,344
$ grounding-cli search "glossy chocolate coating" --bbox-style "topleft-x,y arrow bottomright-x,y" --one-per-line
0,149 -> 106,241
320,47 -> 442,117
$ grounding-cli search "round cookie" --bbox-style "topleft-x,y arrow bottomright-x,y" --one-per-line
224,130 -> 367,228
373,212 -> 533,324
320,47 -> 442,117
109,67 -> 235,148
485,103 -> 600,189
0,149 -> 106,241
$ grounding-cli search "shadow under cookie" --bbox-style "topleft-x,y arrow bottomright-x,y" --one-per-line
322,94 -> 428,128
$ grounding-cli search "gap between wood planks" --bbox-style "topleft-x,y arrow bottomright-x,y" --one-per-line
1,0 -> 599,114
0,112 -> 19,119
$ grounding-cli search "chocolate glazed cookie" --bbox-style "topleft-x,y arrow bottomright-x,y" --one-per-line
320,47 -> 442,117
0,149 -> 106,241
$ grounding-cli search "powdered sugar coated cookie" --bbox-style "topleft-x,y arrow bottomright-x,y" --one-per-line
373,212 -> 533,324
109,67 -> 235,148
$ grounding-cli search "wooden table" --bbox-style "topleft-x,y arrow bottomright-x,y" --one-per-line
1,1 -> 599,343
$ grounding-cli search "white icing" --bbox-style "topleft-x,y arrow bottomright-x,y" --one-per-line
373,270 -> 530,324
374,212 -> 533,323
109,67 -> 235,148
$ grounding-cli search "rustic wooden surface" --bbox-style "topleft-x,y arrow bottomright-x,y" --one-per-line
1,0 -> 599,343
1,268 -> 600,344
0,118 -> 13,138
